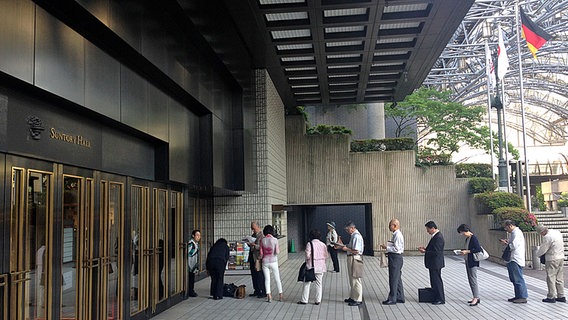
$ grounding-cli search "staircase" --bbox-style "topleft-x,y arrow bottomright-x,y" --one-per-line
533,211 -> 568,264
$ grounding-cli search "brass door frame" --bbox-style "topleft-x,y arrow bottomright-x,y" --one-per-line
151,187 -> 168,312
8,163 -> 54,320
171,191 -> 184,296
0,274 -> 8,318
129,184 -> 148,316
60,173 -> 95,320
132,181 -> 177,316
99,178 -> 125,320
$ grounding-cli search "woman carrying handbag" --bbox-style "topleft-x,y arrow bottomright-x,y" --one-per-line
297,229 -> 328,305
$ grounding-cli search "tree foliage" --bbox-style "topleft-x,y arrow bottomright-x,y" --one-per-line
386,87 -> 489,156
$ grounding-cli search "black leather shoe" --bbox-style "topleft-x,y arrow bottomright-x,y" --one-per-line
507,297 -> 517,302
348,301 -> 362,306
432,301 -> 445,305
542,298 -> 556,303
344,298 -> 355,303
297,301 -> 307,305
397,300 -> 405,303
382,300 -> 396,305
249,293 -> 259,297
556,297 -> 566,303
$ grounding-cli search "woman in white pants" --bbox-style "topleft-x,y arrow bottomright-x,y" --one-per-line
298,229 -> 328,305
260,225 -> 283,302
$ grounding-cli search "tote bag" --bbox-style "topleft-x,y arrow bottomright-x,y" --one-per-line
473,246 -> 489,261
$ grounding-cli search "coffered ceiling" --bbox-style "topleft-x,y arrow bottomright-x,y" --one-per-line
227,0 -> 475,108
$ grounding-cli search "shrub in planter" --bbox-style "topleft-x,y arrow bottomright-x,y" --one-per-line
558,192 -> 568,208
350,138 -> 414,152
474,191 -> 524,213
307,124 -> 352,135
468,177 -> 496,194
493,207 -> 538,232
416,154 -> 452,166
455,163 -> 493,178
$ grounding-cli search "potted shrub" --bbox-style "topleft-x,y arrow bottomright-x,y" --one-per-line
473,191 -> 524,215
468,177 -> 496,194
558,192 -> 568,217
493,207 -> 537,232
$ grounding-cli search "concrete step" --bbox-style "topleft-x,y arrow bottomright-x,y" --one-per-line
533,212 -> 568,263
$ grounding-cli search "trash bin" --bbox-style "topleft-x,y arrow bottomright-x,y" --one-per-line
532,246 -> 543,270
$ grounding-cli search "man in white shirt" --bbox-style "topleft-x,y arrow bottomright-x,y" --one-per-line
535,225 -> 565,303
339,221 -> 364,306
380,218 -> 405,305
500,220 -> 528,303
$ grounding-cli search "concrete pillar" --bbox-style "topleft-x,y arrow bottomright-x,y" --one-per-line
367,102 -> 385,139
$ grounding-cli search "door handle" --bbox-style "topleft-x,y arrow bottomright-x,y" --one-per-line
83,257 -> 100,268
10,270 -> 31,280
0,274 -> 6,320
0,274 -> 7,287
10,271 -> 32,284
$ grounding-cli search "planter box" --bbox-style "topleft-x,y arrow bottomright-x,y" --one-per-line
474,201 -> 492,215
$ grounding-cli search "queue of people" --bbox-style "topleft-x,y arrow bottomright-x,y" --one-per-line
187,218 -> 565,307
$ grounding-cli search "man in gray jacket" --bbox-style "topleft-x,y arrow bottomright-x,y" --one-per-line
535,225 -> 565,303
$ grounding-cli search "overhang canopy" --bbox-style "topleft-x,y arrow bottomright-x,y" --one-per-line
185,0 -> 475,111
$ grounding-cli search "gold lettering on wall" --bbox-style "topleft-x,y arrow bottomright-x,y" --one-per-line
50,128 -> 92,148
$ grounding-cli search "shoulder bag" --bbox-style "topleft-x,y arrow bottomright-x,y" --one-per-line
473,246 -> 489,261
501,245 -> 511,261
297,241 -> 316,282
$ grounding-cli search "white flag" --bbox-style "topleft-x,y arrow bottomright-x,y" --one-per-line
497,26 -> 509,80
485,41 -> 496,89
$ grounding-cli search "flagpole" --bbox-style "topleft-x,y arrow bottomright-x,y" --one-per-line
514,3 -> 532,211
498,25 -> 511,192
500,78 -> 511,192
485,40 -> 496,180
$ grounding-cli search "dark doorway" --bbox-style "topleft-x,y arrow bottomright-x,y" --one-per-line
289,204 -> 373,256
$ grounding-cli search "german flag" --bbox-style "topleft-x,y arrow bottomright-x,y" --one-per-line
520,9 -> 552,59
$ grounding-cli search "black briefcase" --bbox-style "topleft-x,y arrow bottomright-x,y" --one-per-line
418,287 -> 435,303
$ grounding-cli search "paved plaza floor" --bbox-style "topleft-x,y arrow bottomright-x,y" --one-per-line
155,252 -> 568,320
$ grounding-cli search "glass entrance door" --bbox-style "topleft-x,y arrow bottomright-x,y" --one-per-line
153,188 -> 167,307
130,183 -> 180,316
100,178 -> 124,320
129,185 -> 147,316
169,191 -> 184,298
59,173 -> 95,320
8,160 -> 53,320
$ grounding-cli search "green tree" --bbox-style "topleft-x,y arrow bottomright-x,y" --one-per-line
386,87 -> 489,157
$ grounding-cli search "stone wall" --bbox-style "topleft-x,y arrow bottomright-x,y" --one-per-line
214,70 -> 288,263
286,115 -> 471,253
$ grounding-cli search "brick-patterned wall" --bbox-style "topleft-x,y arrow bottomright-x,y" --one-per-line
213,70 -> 288,262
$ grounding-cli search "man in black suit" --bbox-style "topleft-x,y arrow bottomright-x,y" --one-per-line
418,221 -> 445,305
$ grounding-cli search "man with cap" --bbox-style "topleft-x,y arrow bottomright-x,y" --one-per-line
326,221 -> 340,272
535,225 -> 565,303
